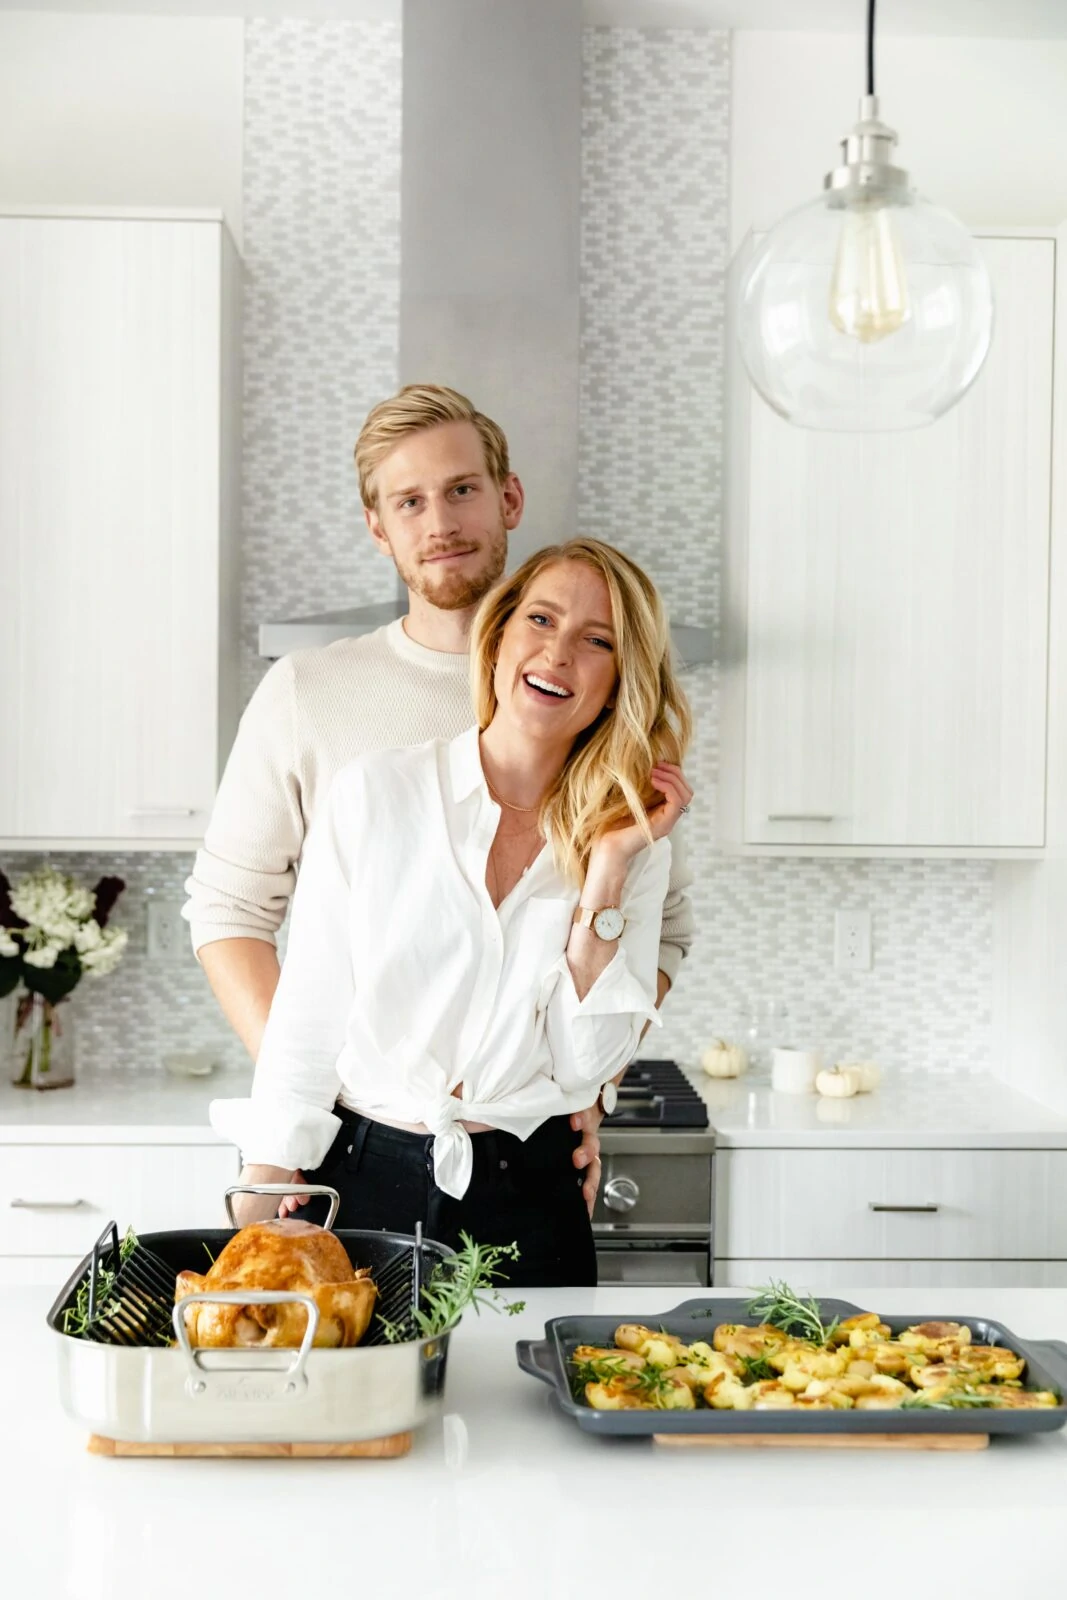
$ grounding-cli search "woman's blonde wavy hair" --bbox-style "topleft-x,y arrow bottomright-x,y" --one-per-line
470,539 -> 692,887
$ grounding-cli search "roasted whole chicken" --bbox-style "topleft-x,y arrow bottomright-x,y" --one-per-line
175,1220 -> 377,1349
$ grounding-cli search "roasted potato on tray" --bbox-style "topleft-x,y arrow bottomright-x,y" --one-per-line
567,1285 -> 1062,1415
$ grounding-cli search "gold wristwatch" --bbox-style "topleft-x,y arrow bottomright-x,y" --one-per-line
572,904 -> 625,942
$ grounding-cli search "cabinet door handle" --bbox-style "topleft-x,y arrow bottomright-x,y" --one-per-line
767,813 -> 836,823
868,1202 -> 939,1213
126,807 -> 199,818
10,1197 -> 87,1210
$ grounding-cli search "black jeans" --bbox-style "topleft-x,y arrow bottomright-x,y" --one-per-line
300,1108 -> 597,1288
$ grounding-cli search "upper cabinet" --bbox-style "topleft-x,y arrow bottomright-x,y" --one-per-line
721,231 -> 1057,856
0,212 -> 241,848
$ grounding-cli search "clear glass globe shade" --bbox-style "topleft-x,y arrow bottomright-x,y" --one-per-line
735,190 -> 994,431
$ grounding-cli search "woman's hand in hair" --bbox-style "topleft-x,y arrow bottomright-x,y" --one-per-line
591,763 -> 694,868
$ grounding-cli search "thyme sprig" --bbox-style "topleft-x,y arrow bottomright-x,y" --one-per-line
746,1280 -> 840,1347
61,1226 -> 138,1338
901,1390 -> 999,1410
380,1232 -> 526,1343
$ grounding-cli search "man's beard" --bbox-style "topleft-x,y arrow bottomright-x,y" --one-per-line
394,523 -> 508,612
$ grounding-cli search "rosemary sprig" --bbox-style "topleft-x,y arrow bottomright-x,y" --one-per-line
737,1353 -> 777,1383
61,1226 -> 138,1338
746,1280 -> 840,1347
569,1353 -> 678,1406
380,1232 -> 526,1343
901,1390 -> 999,1410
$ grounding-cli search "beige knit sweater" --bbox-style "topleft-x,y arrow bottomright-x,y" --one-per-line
183,620 -> 693,982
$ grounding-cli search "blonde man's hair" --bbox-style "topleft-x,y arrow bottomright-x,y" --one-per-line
354,384 -> 511,510
470,539 -> 693,887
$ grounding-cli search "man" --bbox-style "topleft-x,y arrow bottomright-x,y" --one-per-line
183,384 -> 694,1213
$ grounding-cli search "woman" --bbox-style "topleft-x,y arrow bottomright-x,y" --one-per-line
211,538 -> 693,1286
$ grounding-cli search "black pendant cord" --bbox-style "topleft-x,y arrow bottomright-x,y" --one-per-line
866,0 -> 877,95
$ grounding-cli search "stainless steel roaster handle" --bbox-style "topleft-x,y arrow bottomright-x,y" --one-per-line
224,1183 -> 340,1231
172,1290 -> 321,1399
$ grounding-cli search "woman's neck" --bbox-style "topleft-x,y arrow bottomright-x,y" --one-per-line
478,721 -> 569,811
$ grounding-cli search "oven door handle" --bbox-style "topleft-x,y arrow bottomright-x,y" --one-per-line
592,1223 -> 710,1239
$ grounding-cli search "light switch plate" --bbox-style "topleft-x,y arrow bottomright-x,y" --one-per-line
146,898 -> 186,961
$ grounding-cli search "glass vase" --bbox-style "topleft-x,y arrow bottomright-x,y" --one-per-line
11,992 -> 75,1090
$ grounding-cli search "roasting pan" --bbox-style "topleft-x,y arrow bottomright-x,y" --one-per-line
517,1297 -> 1067,1439
46,1186 -> 456,1445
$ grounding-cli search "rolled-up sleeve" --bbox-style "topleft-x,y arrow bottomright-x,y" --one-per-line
656,822 -> 694,986
208,774 -> 356,1169
540,839 -> 670,1092
183,656 -> 305,954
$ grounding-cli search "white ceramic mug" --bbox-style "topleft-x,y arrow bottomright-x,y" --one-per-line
771,1046 -> 821,1095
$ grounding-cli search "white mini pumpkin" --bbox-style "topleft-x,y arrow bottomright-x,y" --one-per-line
815,1065 -> 861,1098
701,1039 -> 748,1078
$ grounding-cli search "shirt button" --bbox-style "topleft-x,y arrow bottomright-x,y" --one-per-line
347,1144 -> 353,1155
499,1159 -> 508,1170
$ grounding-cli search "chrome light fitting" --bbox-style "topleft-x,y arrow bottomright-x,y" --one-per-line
735,0 -> 994,431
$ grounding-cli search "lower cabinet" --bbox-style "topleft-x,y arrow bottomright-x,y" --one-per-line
0,1141 -> 238,1287
713,1147 -> 1067,1290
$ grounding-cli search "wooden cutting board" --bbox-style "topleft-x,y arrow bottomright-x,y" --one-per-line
88,1431 -> 413,1459
653,1431 -> 989,1450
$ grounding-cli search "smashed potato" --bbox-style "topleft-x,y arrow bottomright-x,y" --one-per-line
567,1299 -> 1060,1417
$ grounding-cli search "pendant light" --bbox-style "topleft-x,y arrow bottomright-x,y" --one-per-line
735,0 -> 994,432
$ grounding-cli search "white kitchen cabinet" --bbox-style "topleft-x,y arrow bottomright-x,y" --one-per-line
721,229 -> 1057,855
714,1260 -> 1067,1290
713,1146 -> 1067,1289
0,1140 -> 237,1287
0,209 -> 241,848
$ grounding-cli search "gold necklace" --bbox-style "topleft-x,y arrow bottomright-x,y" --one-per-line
486,777 -> 542,814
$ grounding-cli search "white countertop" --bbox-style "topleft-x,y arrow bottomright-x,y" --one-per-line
5,1061 -> 1067,1151
688,1067 -> 1067,1148
0,1066 -> 247,1143
6,1281 -> 1067,1600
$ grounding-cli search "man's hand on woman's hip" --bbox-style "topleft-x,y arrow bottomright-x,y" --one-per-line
570,1105 -> 603,1219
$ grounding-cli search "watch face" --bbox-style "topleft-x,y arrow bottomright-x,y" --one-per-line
600,1080 -> 618,1116
593,907 -> 625,941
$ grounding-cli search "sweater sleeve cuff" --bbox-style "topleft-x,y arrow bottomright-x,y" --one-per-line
190,925 -> 279,959
655,939 -> 683,988
209,1094 -> 341,1171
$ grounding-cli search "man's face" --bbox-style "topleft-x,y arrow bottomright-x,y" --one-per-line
365,421 -> 523,612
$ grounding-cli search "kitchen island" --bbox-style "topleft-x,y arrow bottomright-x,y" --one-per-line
5,1281 -> 1066,1600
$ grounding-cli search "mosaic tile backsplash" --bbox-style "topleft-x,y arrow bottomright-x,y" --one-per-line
2,23 -> 995,1082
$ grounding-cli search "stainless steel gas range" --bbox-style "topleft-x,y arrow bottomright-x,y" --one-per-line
592,1060 -> 715,1286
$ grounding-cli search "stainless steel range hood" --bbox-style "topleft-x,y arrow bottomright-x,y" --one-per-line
259,0 -> 712,671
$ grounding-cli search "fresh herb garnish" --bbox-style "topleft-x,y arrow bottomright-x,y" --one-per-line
380,1232 -> 525,1343
901,1390 -> 999,1410
737,1353 -> 777,1383
746,1280 -> 840,1347
569,1353 -> 677,1406
61,1226 -> 138,1338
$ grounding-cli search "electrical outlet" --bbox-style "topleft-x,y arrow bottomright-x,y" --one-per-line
834,908 -> 872,972
146,898 -> 186,961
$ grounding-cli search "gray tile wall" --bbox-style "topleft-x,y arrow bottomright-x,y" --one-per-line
3,23 -> 993,1083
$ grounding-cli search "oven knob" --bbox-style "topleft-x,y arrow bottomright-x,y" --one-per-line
603,1175 -> 640,1213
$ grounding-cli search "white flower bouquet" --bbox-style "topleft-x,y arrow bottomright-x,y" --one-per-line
1,866 -> 128,1087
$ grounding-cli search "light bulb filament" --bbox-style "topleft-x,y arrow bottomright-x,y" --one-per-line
829,203 -> 910,343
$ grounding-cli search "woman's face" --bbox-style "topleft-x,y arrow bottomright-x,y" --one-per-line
492,561 -> 620,748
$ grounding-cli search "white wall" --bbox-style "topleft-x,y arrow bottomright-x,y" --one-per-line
731,32 -> 1067,250
0,12 -> 244,251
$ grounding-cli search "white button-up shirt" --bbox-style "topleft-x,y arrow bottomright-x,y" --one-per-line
210,726 -> 669,1199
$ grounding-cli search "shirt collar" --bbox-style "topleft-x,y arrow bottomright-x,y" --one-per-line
448,724 -> 486,805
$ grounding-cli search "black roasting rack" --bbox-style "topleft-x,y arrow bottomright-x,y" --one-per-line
55,1218 -> 450,1349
